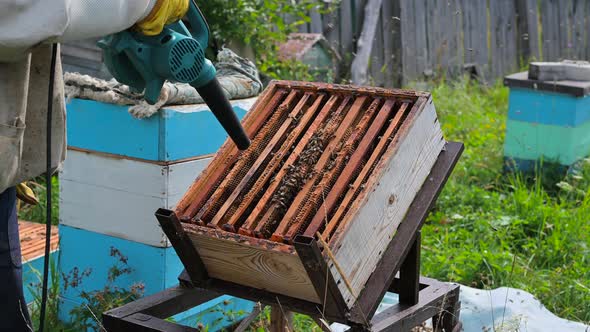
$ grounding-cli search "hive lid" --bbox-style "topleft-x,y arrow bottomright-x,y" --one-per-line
504,71 -> 590,97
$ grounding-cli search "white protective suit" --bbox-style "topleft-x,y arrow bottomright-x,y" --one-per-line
0,0 -> 157,193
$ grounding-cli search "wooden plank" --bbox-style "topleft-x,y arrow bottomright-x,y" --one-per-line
182,224 -> 320,303
329,97 -> 445,305
310,9 -> 323,33
516,0 -> 541,61
21,221 -> 59,261
586,2 -> 590,60
371,5 -> 386,86
350,0 -> 384,85
156,210 -> 209,284
397,232 -> 420,305
571,0 -> 586,60
339,0 -> 355,59
541,0 -> 561,61
353,0 -> 367,53
104,286 -> 219,321
427,0 -> 463,78
235,303 -> 265,332
461,0 -> 489,76
558,0 -> 574,59
323,4 -> 341,54
209,93 -> 311,228
400,0 -> 428,83
489,0 -> 518,79
349,142 -> 463,322
270,306 -> 294,332
371,282 -> 460,331
293,235 -> 349,319
381,0 -> 395,87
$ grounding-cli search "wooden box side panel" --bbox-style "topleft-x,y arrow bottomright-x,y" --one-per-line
183,228 -> 321,304
330,97 -> 445,306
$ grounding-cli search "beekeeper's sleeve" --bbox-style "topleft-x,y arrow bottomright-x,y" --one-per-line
0,0 -> 157,62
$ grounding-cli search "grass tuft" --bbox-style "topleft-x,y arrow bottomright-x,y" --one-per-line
422,78 -> 590,323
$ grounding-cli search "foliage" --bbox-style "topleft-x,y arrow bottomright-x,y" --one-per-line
193,298 -> 249,331
197,0 -> 336,80
245,306 -> 322,332
420,78 -> 590,323
64,247 -> 145,331
28,259 -> 68,332
18,175 -> 59,225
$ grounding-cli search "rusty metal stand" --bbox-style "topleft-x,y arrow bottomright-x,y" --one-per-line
103,142 -> 464,332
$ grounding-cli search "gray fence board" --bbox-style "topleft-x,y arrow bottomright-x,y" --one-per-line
461,0 -> 488,76
490,0 -> 519,79
516,0 -> 540,61
266,0 -> 590,85
571,0 -> 586,60
381,0 -> 396,87
541,0 -> 561,61
370,6 -> 386,86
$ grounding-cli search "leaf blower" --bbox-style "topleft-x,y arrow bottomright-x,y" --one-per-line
98,0 -> 251,150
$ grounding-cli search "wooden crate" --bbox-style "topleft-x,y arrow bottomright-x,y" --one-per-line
167,81 -> 445,311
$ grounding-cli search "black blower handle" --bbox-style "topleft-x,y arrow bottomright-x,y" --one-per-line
196,78 -> 251,150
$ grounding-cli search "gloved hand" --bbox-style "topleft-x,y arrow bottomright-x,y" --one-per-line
16,182 -> 39,206
135,0 -> 190,36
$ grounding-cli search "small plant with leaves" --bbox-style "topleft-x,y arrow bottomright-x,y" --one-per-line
198,0 -> 338,81
64,247 -> 145,331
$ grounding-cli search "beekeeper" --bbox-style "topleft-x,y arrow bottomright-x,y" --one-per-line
0,1 -> 189,330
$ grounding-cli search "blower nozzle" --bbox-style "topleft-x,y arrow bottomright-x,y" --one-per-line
195,78 -> 251,150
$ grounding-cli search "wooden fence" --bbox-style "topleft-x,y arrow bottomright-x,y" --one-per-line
300,0 -> 590,87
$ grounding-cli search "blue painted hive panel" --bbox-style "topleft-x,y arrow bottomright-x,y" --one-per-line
67,98 -> 255,161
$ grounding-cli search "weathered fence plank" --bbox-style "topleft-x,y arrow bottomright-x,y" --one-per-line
571,0 -> 586,60
309,10 -> 323,33
425,0 -> 462,79
276,0 -> 590,86
381,0 -> 396,87
370,6 -> 386,86
460,0 -> 488,77
489,0 -> 519,79
339,0 -> 355,65
515,0 -> 540,61
400,0 -> 429,82
351,0 -> 384,85
541,0 -> 561,61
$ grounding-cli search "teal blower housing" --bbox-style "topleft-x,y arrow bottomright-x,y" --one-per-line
98,0 -> 251,150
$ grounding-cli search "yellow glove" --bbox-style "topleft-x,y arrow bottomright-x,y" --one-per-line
135,0 -> 190,36
16,182 -> 39,206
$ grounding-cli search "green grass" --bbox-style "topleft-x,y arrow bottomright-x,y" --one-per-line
18,175 -> 59,225
421,79 -> 590,323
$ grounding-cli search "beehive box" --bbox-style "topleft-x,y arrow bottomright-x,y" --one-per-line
171,81 -> 445,309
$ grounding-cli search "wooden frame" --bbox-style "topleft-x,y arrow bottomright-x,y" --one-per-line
104,141 -> 463,331
172,80 -> 446,307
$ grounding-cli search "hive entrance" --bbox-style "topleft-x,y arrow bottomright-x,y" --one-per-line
176,84 -> 417,244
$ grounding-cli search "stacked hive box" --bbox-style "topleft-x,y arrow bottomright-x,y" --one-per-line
504,72 -> 590,171
58,97 -> 256,326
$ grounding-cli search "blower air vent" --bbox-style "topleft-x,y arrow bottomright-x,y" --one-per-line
169,38 -> 204,83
